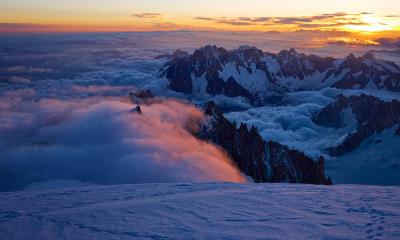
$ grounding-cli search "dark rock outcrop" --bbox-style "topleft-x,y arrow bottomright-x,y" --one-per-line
266,141 -> 331,184
313,94 -> 400,156
163,52 -> 193,94
131,105 -> 142,114
199,101 -> 267,182
199,101 -> 332,185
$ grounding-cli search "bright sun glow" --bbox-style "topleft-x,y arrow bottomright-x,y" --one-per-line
345,15 -> 392,32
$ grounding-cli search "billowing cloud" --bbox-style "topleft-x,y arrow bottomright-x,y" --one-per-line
0,95 -> 246,192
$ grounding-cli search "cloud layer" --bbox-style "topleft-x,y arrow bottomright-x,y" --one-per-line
0,96 -> 246,192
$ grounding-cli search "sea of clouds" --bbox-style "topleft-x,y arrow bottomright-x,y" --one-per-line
0,31 -> 399,189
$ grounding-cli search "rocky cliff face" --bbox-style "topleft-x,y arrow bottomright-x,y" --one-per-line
266,141 -> 330,184
199,101 -> 332,185
160,45 -> 400,103
130,91 -> 332,185
313,94 -> 400,156
198,101 -> 267,182
275,48 -> 335,80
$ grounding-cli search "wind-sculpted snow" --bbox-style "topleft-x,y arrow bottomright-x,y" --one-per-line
0,95 -> 246,192
0,183 -> 399,240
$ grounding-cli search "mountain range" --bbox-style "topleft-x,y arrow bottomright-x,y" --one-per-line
160,45 -> 400,104
156,45 -> 400,185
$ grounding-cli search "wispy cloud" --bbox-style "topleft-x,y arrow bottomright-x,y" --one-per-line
194,17 -> 215,21
384,14 -> 400,18
0,23 -> 55,32
215,19 -> 253,26
326,38 -> 379,46
194,12 -> 379,30
132,13 -> 163,19
0,23 -> 49,29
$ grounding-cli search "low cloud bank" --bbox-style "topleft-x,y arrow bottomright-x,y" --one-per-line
0,96 -> 246,191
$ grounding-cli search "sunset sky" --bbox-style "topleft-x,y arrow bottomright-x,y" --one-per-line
0,0 -> 399,39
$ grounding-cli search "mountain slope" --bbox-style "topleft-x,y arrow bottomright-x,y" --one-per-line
327,125 -> 400,185
313,94 -> 400,156
1,182 -> 399,240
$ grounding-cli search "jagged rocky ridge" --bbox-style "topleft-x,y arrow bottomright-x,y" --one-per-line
160,45 -> 400,103
313,94 -> 400,156
129,91 -> 331,185
198,101 -> 332,185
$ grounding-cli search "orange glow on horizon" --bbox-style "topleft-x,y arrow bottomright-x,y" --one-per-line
0,0 -> 398,44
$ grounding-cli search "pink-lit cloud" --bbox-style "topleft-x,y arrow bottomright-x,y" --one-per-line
0,96 -> 246,191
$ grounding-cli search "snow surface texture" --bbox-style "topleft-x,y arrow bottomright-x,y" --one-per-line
0,183 -> 399,240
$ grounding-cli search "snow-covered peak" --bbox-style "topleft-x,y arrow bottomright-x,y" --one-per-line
161,45 -> 400,102
361,52 -> 376,61
193,45 -> 227,61
278,48 -> 300,58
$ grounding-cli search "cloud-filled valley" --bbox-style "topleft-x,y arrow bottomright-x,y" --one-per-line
224,89 -> 400,185
0,31 -> 399,190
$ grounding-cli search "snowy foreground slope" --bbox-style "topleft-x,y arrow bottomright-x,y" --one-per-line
1,183 -> 399,240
